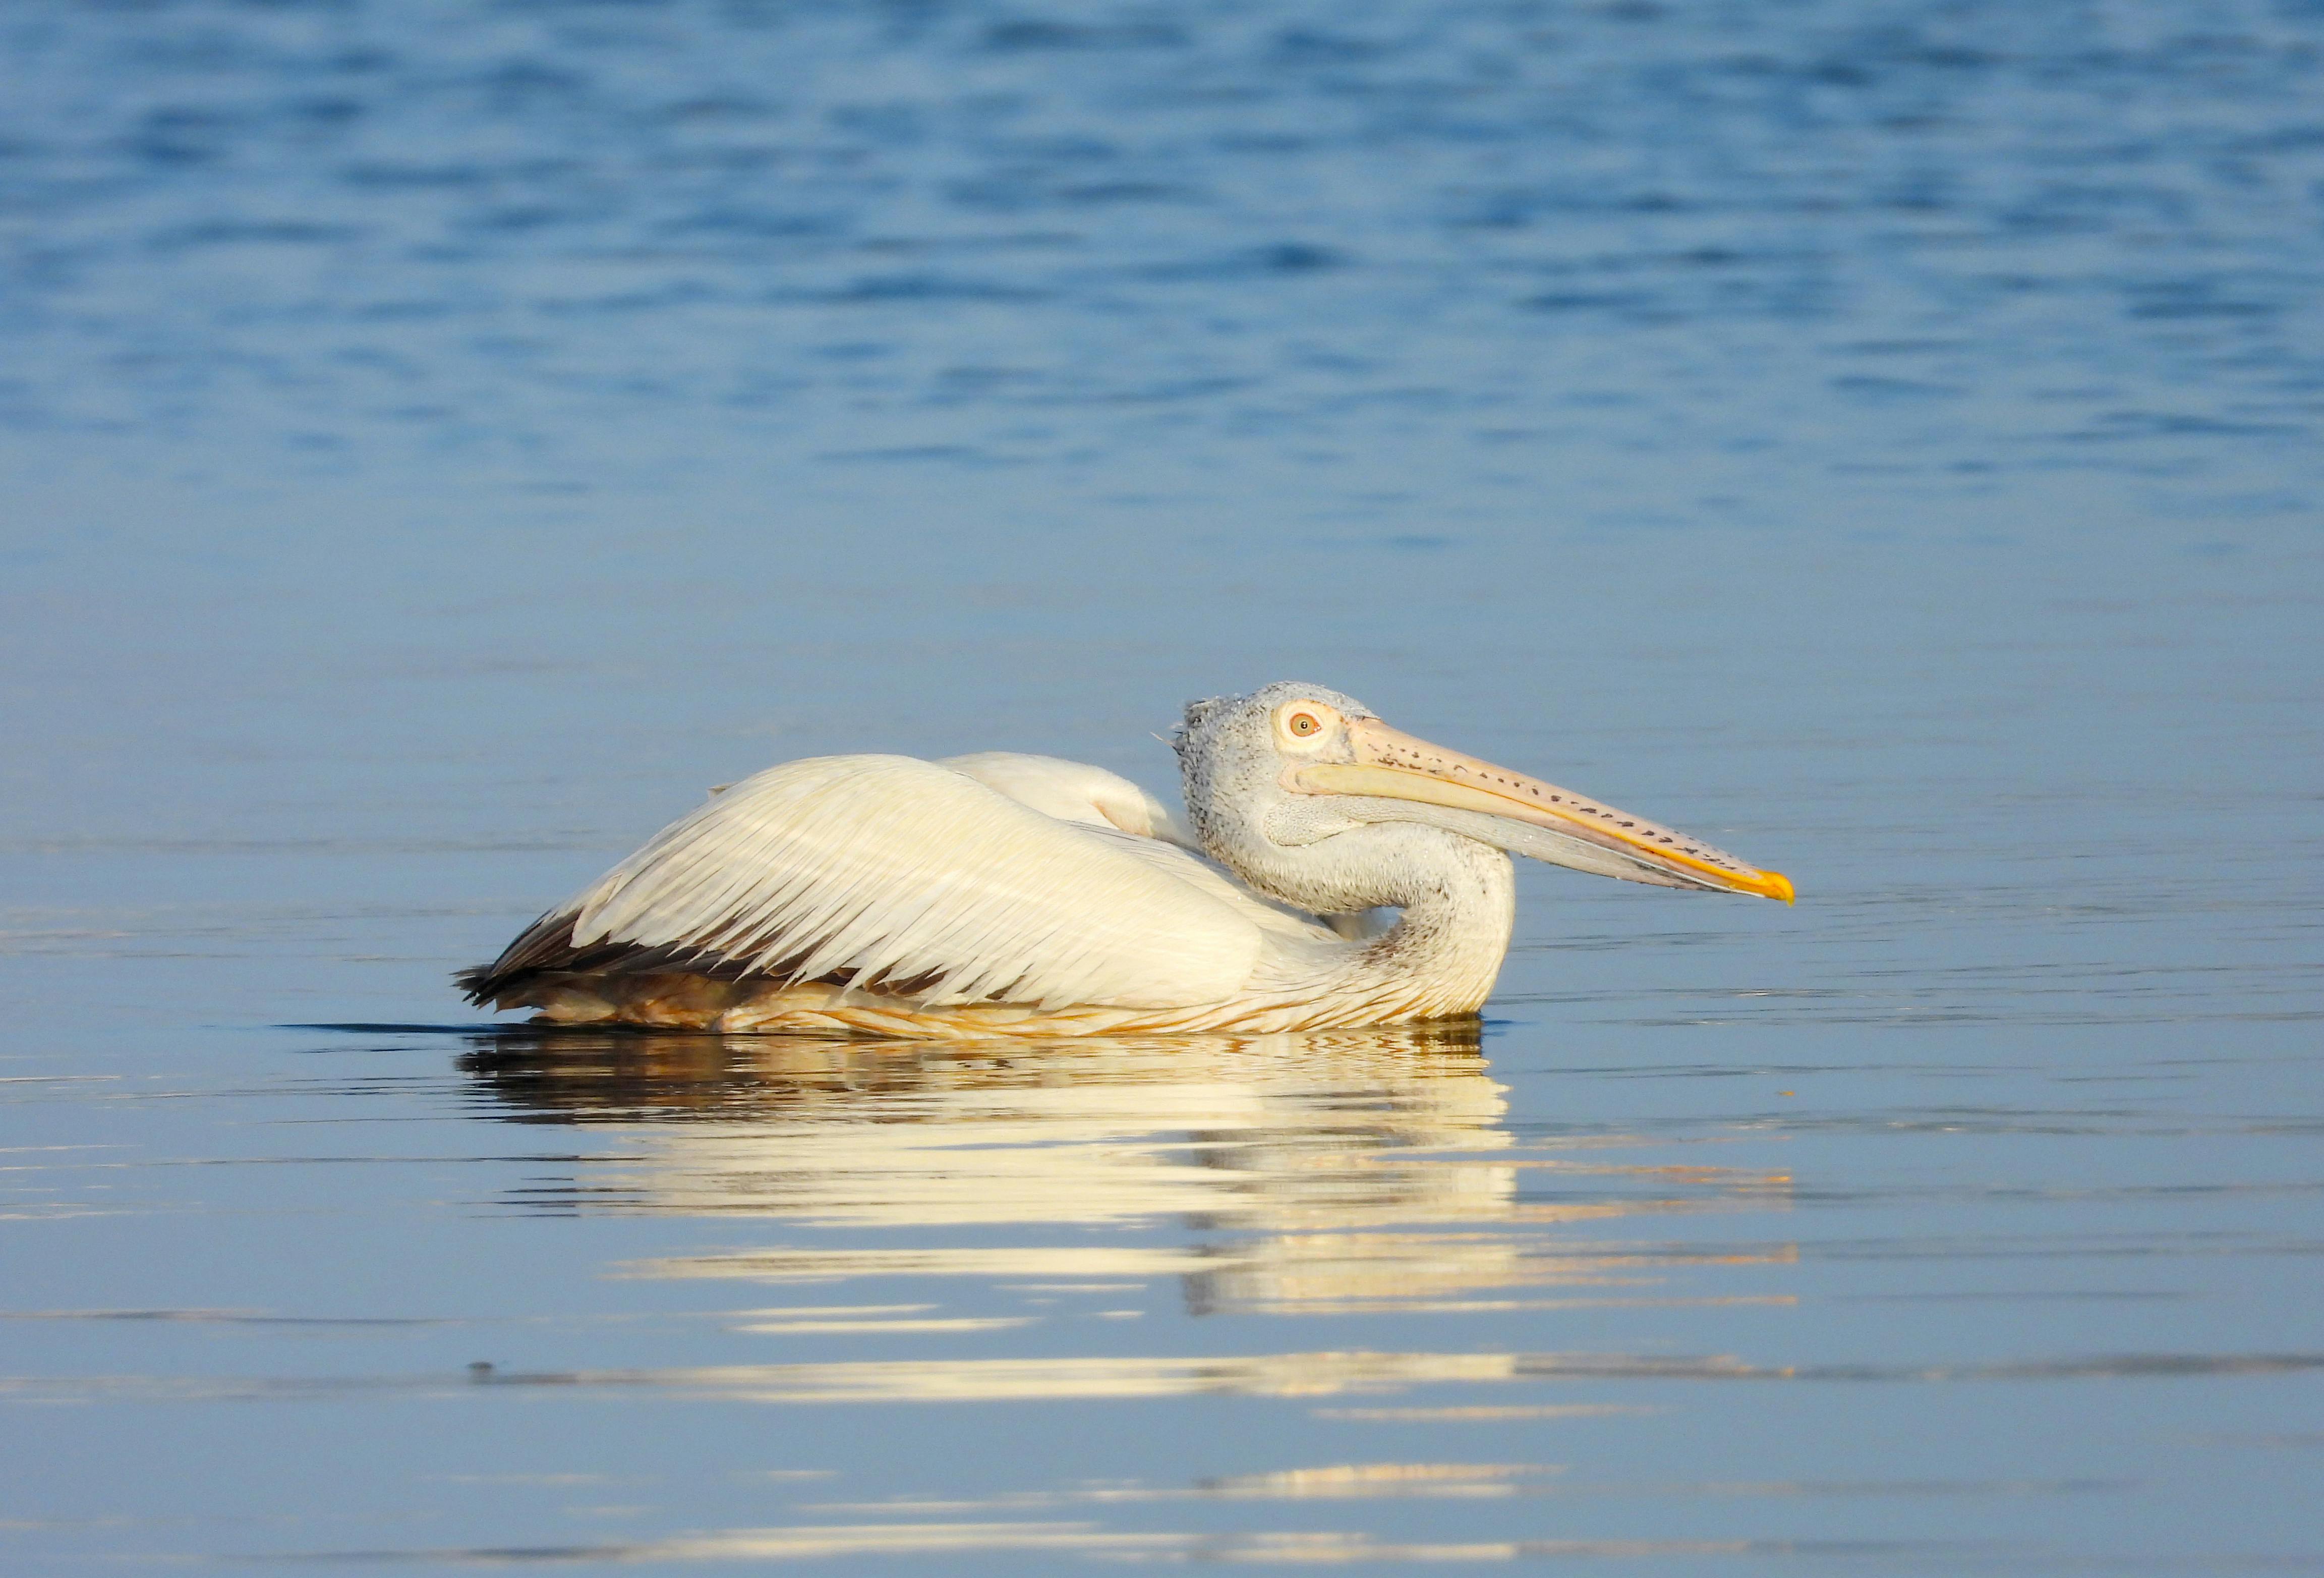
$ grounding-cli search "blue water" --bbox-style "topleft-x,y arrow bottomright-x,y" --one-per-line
3,1 -> 2321,1570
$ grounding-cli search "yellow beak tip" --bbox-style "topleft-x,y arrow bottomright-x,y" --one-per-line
1761,871 -> 1795,904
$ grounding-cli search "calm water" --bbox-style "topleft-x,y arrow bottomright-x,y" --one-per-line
4,0 -> 2322,1571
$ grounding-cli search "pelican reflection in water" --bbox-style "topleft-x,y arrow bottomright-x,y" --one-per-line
461,1026 -> 1794,1323
460,683 -> 1791,1037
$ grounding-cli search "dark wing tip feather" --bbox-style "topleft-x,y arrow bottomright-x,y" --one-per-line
456,907 -> 580,1004
456,906 -> 806,1006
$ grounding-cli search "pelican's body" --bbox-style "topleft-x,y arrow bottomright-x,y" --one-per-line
459,684 -> 1791,1038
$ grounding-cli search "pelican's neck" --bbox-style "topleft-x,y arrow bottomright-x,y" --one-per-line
1367,836 -> 1517,1013
1272,833 -> 1515,1022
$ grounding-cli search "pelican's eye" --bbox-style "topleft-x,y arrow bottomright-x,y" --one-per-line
1288,712 -> 1322,737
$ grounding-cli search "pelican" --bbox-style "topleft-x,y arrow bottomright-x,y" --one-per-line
457,682 -> 1792,1038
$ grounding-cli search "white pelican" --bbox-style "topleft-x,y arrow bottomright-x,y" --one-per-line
458,682 -> 1792,1038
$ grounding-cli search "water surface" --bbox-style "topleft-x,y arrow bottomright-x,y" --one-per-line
2,0 -> 2321,1571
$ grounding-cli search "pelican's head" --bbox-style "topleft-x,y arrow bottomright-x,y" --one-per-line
1174,682 -> 1792,915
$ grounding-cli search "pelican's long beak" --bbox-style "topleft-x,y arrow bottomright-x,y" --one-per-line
1287,719 -> 1794,901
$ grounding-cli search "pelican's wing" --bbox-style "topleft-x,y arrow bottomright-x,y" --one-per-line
1071,822 -> 1341,943
931,752 -> 1335,943
938,752 -> 1196,847
462,755 -> 1266,1010
937,752 -> 1332,942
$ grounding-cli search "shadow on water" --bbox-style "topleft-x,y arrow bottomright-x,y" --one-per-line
453,1019 -> 1497,1128
11,1034 -> 2307,1569
443,1022 -> 1800,1328
84,1024 -> 2293,1571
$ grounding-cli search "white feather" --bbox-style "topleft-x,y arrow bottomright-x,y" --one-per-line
938,752 -> 1195,846
937,754 -> 1338,942
1071,823 -> 1341,944
564,756 -> 1264,1010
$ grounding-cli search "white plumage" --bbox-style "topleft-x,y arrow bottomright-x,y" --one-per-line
938,751 -> 1194,847
460,683 -> 1791,1038
572,756 -> 1270,1009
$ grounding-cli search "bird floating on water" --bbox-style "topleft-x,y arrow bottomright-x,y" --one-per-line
458,682 -> 1792,1039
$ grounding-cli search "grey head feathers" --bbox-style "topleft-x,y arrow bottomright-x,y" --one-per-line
1172,682 -> 1375,763
1173,683 -> 1380,898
